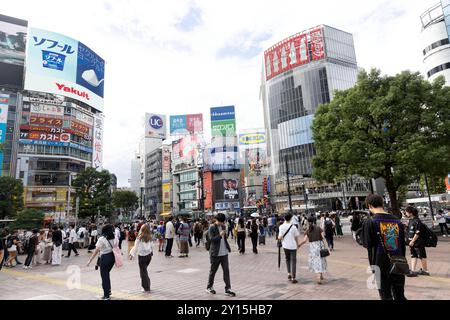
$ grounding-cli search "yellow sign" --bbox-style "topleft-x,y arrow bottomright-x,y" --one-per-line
239,133 -> 266,145
56,189 -> 67,201
162,183 -> 171,203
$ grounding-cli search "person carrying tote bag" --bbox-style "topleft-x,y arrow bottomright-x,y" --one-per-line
87,224 -> 120,300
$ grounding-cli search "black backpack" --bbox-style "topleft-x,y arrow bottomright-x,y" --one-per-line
324,219 -> 333,233
79,230 -> 84,239
420,222 -> 438,247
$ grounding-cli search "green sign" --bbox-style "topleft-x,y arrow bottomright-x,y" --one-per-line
211,119 -> 236,136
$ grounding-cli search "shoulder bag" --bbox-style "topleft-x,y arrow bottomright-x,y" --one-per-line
319,230 -> 330,258
376,231 -> 409,275
107,238 -> 123,268
277,224 -> 294,248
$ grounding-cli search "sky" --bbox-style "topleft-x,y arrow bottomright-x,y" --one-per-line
1,0 -> 439,187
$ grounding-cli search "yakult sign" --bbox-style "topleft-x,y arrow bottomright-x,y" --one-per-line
145,113 -> 166,139
24,28 -> 105,112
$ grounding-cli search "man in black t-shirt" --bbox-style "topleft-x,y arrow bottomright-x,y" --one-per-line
361,194 -> 407,300
405,206 -> 429,276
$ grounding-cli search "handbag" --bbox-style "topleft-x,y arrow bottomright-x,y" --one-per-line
107,238 -> 123,268
376,232 -> 410,275
320,248 -> 330,258
277,224 -> 294,248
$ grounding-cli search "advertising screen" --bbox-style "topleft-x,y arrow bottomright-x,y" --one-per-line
210,106 -> 236,137
0,15 -> 27,88
278,115 -> 314,150
170,113 -> 203,134
264,27 -> 325,81
214,179 -> 239,201
203,171 -> 213,210
204,146 -> 239,172
145,113 -> 166,139
24,27 -> 105,112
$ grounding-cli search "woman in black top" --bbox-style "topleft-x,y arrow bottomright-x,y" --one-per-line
249,218 -> 259,254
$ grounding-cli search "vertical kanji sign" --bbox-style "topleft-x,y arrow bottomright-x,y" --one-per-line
92,114 -> 104,170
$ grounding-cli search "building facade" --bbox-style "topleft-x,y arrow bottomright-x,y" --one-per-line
145,148 -> 162,216
421,1 -> 450,85
261,25 -> 370,213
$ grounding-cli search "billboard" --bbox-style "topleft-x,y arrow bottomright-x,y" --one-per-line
24,27 -> 105,112
0,94 -> 9,176
92,114 -> 104,170
239,132 -> 266,146
203,171 -> 213,210
214,179 -> 239,201
170,113 -> 203,134
204,146 -> 239,172
215,202 -> 240,210
145,113 -> 166,139
0,15 -> 27,88
162,183 -> 171,204
264,26 -> 325,81
244,148 -> 269,176
162,145 -> 171,172
210,106 -> 236,137
172,135 -> 199,162
278,115 -> 314,150
30,103 -> 64,116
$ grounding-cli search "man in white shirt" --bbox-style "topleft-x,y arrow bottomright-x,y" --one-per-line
278,213 -> 300,283
291,213 -> 299,229
65,225 -> 79,257
77,225 -> 87,249
165,218 -> 175,258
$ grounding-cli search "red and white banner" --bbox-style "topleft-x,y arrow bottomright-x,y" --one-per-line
30,114 -> 63,127
310,28 -> 325,60
264,27 -> 325,81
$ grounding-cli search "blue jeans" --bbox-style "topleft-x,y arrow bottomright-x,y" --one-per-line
268,226 -> 274,236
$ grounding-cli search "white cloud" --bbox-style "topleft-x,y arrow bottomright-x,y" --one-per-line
1,0 -> 439,186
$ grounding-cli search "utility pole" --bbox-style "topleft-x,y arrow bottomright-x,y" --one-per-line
424,173 -> 435,220
285,155 -> 293,213
75,196 -> 79,226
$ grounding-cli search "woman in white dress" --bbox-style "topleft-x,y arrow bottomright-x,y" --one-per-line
298,217 -> 329,284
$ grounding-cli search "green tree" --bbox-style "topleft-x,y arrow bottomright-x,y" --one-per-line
312,69 -> 450,215
72,167 -> 113,221
112,190 -> 138,217
10,209 -> 45,230
0,176 -> 24,219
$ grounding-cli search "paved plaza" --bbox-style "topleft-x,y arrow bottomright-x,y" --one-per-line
1,222 -> 449,300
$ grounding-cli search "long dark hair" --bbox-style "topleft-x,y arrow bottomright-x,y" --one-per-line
101,224 -> 115,240
307,217 -> 316,235
239,218 -> 244,228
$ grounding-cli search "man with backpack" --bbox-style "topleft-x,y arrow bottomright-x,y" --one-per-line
323,213 -> 335,251
206,213 -> 235,297
361,194 -> 407,300
405,206 -> 431,277
23,229 -> 39,269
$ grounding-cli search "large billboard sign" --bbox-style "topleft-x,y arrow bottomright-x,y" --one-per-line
170,113 -> 203,135
0,94 -> 9,176
264,26 -> 325,81
145,113 -> 166,139
0,15 -> 27,88
239,132 -> 266,146
204,146 -> 239,172
92,114 -> 104,170
210,106 -> 236,137
24,27 -> 105,112
278,115 -> 314,150
214,179 -> 240,201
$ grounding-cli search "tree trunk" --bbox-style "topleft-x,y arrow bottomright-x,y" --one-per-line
384,176 -> 401,217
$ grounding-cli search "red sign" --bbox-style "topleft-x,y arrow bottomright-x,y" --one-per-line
71,120 -> 90,134
264,26 -> 325,81
310,28 -> 325,60
30,115 -> 63,127
263,177 -> 269,205
27,131 -> 70,142
446,175 -> 450,191
186,114 -> 203,133
203,171 -> 213,210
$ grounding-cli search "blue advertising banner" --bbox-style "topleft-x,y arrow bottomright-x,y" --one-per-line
24,28 -> 105,112
0,96 -> 8,176
210,106 -> 235,122
170,115 -> 187,134
19,139 -> 93,153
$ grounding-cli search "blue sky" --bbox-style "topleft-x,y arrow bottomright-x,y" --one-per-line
1,0 -> 440,187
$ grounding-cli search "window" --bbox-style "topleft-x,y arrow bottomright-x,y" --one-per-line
423,38 -> 450,55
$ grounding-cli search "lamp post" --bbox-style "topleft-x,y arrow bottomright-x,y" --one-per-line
284,155 -> 293,213
424,173 -> 435,220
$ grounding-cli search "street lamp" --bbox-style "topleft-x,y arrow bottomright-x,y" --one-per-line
284,155 -> 293,213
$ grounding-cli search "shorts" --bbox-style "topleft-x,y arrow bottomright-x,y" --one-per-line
410,246 -> 427,259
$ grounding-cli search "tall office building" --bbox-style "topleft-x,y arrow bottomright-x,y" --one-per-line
421,1 -> 450,85
261,25 -> 371,212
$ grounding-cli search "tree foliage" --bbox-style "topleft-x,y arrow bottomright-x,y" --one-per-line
10,209 -> 45,231
72,167 -> 113,220
112,190 -> 138,215
0,176 -> 24,219
312,69 -> 450,214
